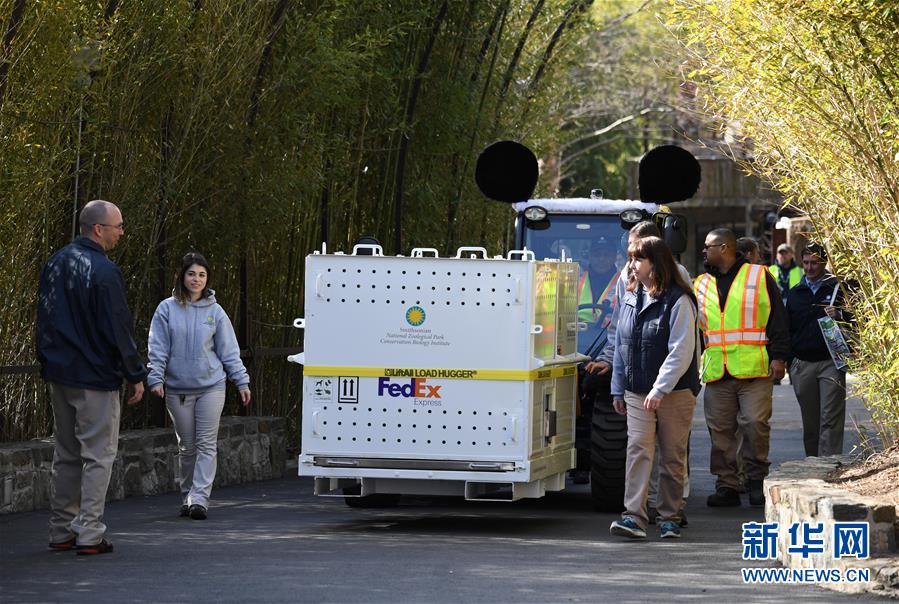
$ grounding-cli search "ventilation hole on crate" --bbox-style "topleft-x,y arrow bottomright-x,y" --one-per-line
323,421 -> 327,425
442,425 -> 447,429
322,437 -> 327,440
462,272 -> 466,276
412,439 -> 416,443
387,270 -> 391,274
506,288 -> 511,293
386,300 -> 391,304
386,285 -> 391,289
487,442 -> 491,446
457,426 -> 461,430
476,287 -> 481,292
341,284 -> 346,288
442,440 -> 446,444
356,299 -> 360,303
352,437 -> 356,441
461,302 -> 465,306
427,425 -> 432,429
367,423 -> 372,427
475,302 -> 480,306
412,424 -> 416,428
490,303 -> 495,306
357,269 -> 362,273
457,411 -> 462,415
382,423 -> 387,428
506,303 -> 510,306
457,441 -> 461,445
337,437 -> 341,441
446,287 -> 451,291
507,273 -> 511,278
427,440 -> 431,444
367,437 -> 371,442
352,422 -> 356,426
327,283 -> 331,288
446,301 -> 450,305
382,408 -> 387,412
372,284 -> 377,289
323,406 -> 328,411
397,439 -> 402,443
367,407 -> 372,412
492,273 -> 496,277
416,270 -> 421,275
472,411 -> 477,415
337,421 -> 342,426
381,438 -> 387,442
326,298 -> 331,302
416,300 -> 421,305
327,268 -> 332,272
487,427 -> 492,431
442,410 -> 447,414
477,273 -> 481,277
356,284 -> 361,289
342,269 -> 346,273
402,270 -> 406,275
416,286 -> 421,290
412,409 -> 417,414
472,442 -> 476,446
372,299 -> 376,303
427,409 -> 432,414
472,426 -> 476,430
341,298 -> 345,303
503,411 -> 508,416
397,408 -> 402,413
397,424 -> 401,428
491,288 -> 495,292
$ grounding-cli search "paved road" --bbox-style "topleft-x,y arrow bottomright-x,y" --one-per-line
0,382 -> 883,603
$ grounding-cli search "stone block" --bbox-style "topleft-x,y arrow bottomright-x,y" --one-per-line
873,505 -> 896,524
832,502 -> 869,521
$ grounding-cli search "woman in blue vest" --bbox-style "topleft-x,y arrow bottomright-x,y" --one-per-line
609,236 -> 700,540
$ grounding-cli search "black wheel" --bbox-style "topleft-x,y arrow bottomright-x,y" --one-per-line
590,399 -> 626,512
343,485 -> 401,508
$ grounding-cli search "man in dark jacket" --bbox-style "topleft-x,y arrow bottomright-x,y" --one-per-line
37,199 -> 147,555
786,243 -> 851,457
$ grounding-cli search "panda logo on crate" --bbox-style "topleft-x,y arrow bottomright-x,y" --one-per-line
405,305 -> 426,326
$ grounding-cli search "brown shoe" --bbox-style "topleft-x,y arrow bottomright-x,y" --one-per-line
48,537 -> 76,551
76,539 -> 114,556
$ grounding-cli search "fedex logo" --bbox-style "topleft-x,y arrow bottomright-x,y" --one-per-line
377,378 -> 442,398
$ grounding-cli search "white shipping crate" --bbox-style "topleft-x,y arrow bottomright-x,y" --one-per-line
293,246 -> 584,501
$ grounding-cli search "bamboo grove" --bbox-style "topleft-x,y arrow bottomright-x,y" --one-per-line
0,0 -> 596,441
670,0 -> 899,443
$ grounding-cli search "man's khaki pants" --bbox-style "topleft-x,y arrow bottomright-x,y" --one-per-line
790,359 -> 846,457
703,376 -> 773,491
622,389 -> 696,529
48,383 -> 121,546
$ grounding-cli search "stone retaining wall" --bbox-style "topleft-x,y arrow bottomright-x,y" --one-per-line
0,416 -> 287,515
765,456 -> 899,597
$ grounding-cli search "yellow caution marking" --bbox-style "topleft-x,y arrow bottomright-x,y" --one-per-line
302,365 -> 579,381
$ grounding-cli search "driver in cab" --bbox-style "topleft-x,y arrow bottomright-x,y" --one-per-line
578,238 -> 619,328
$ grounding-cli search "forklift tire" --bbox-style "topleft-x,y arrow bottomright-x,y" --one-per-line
590,400 -> 627,513
342,486 -> 401,508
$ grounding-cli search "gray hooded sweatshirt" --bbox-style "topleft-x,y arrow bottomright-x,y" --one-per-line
147,290 -> 249,394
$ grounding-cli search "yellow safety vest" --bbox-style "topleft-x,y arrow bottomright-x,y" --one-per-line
577,271 -> 617,324
694,264 -> 771,382
768,263 -> 803,291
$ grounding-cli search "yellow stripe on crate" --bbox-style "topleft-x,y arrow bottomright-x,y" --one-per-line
302,365 -> 578,381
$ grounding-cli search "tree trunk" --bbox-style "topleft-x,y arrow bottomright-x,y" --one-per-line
0,0 -> 25,112
393,0 -> 449,254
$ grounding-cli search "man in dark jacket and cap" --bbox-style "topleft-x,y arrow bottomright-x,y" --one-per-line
37,199 -> 147,555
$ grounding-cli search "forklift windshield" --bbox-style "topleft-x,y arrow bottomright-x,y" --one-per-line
522,214 -> 628,356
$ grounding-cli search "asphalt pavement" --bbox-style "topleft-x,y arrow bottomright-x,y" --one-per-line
0,380 -> 885,603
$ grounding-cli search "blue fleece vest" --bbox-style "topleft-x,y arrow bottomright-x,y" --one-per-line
617,284 -> 700,396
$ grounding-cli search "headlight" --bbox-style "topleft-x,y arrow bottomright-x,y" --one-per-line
523,206 -> 547,221
620,209 -> 644,224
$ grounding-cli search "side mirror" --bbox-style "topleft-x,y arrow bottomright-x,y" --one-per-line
654,212 -> 688,255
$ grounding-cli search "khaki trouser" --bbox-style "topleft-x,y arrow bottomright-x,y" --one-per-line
790,359 -> 846,457
48,383 -> 121,546
622,389 -> 696,529
165,390 -> 226,508
703,377 -> 773,490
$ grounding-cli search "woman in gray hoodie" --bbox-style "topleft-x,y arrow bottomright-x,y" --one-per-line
148,252 -> 251,520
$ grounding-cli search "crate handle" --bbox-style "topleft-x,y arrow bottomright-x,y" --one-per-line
454,246 -> 488,259
506,249 -> 535,261
412,248 -> 440,258
293,318 -> 306,329
530,324 -> 544,334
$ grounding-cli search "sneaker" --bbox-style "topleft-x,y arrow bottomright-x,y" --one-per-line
659,521 -> 681,539
189,504 -> 207,520
707,487 -> 741,507
610,517 -> 646,538
48,537 -> 76,551
75,539 -> 114,556
747,479 -> 766,507
179,504 -> 189,517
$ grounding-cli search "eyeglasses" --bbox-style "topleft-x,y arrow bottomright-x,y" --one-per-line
95,222 -> 125,231
702,243 -> 725,250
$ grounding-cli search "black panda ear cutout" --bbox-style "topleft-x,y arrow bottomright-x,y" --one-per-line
475,140 -> 539,203
638,145 -> 701,204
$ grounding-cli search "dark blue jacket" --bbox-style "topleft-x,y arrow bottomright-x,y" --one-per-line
36,237 -> 148,390
616,284 -> 701,396
786,275 -> 852,363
